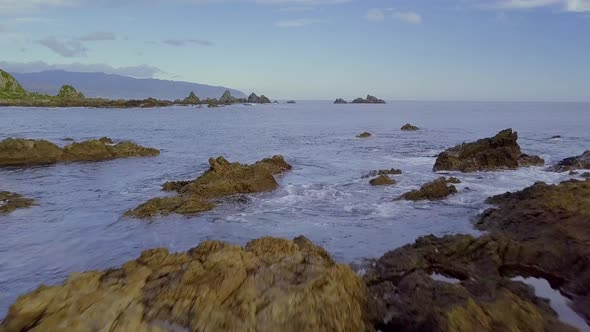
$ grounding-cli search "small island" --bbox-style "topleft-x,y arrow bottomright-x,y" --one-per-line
333,95 -> 386,104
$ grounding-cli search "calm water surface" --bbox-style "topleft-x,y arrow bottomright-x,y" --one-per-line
1,101 -> 589,316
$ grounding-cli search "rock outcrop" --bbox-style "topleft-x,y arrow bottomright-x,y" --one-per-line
352,95 -> 386,104
127,155 -> 292,218
398,177 -> 460,201
1,236 -> 372,332
0,138 -> 159,167
219,90 -> 239,105
369,175 -> 396,186
334,98 -> 348,104
357,132 -> 372,138
549,151 -> 590,172
247,93 -> 271,104
362,169 -> 402,179
181,91 -> 200,104
433,129 -> 544,172
56,85 -> 85,100
0,191 -> 34,213
400,123 -> 419,131
367,178 -> 590,331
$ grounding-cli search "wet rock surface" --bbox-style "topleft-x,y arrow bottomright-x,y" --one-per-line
367,178 -> 590,331
127,155 -> 292,218
400,123 -> 419,131
398,177 -> 460,201
549,150 -> 590,172
362,168 -> 402,179
0,191 -> 34,214
0,236 -> 372,332
357,132 -> 372,138
433,129 -> 544,172
369,175 -> 396,186
0,138 -> 159,166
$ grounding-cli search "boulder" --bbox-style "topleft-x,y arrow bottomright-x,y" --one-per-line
1,236 -> 372,332
357,132 -> 372,138
0,138 -> 63,166
369,175 -> 396,186
362,169 -> 402,179
400,123 -> 419,131
334,98 -> 348,104
128,155 -> 291,218
433,129 -> 544,172
398,177 -> 460,201
549,151 -> 590,172
0,191 -> 34,213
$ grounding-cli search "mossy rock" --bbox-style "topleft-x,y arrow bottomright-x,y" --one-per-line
401,123 -> 419,131
0,138 -> 63,166
362,168 -> 402,178
0,191 -> 34,213
125,195 -> 215,218
357,132 -> 372,138
369,175 -> 396,186
398,177 -> 459,201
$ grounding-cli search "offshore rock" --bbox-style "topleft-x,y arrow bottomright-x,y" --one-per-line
400,123 -> 419,131
549,150 -> 590,172
369,175 -> 396,186
0,138 -> 63,166
357,132 -> 372,138
351,95 -> 386,104
334,98 -> 348,104
1,236 -> 372,332
398,177 -> 460,201
362,168 -> 402,179
0,191 -> 34,213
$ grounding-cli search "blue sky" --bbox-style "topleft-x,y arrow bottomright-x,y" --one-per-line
0,0 -> 589,101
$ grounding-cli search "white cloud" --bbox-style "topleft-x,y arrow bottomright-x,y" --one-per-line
37,37 -> 87,57
77,31 -> 116,41
392,11 -> 422,24
492,0 -> 590,12
365,8 -> 385,22
0,61 -> 163,78
162,38 -> 213,46
275,18 -> 325,27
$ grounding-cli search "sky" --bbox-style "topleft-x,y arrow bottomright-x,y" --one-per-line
0,0 -> 589,101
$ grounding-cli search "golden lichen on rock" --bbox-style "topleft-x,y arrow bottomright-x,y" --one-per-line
0,236 -> 372,332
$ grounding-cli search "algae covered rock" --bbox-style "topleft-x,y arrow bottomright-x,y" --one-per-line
433,129 -> 544,172
0,138 -> 63,166
128,155 -> 292,218
369,175 -> 396,186
398,177 -> 460,201
400,123 -> 419,131
357,132 -> 372,138
183,91 -> 200,104
549,150 -> 590,172
0,191 -> 34,213
1,236 -> 372,332
62,140 -> 159,161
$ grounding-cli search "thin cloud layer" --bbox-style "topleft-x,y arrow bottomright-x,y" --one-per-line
162,39 -> 213,46
492,0 -> 590,12
392,11 -> 422,24
275,18 -> 325,27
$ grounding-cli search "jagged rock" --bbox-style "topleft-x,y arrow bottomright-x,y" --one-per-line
369,175 -> 396,186
56,85 -> 85,99
398,177 -> 460,201
351,95 -> 386,104
357,132 -> 372,138
0,191 -> 34,213
183,91 -> 200,104
334,98 -> 348,104
1,236 -> 372,332
247,93 -> 271,104
549,151 -> 590,172
362,169 -> 402,179
400,123 -> 419,131
433,129 -> 544,172
0,138 -> 159,167
128,155 -> 291,218
219,90 -> 239,105
259,95 -> 271,104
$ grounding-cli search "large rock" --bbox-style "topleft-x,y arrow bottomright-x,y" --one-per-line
1,236 -> 372,332
549,151 -> 590,172
334,98 -> 348,104
398,177 -> 460,201
0,138 -> 159,166
433,129 -> 544,172
247,93 -> 271,104
369,175 -> 396,186
219,90 -> 239,105
351,95 -> 386,104
0,191 -> 34,213
127,155 -> 292,218
400,123 -> 419,131
367,178 -> 590,331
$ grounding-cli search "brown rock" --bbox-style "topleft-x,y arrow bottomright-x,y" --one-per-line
398,177 -> 460,201
369,175 -> 396,186
357,132 -> 372,138
400,123 -> 419,131
362,169 -> 402,179
0,191 -> 34,213
549,150 -> 590,172
1,236 -> 372,332
0,138 -> 63,166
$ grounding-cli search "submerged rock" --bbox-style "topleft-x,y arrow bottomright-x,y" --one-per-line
0,191 -> 34,213
400,123 -> 419,131
351,95 -> 386,104
128,155 -> 292,218
0,138 -> 159,166
357,132 -> 372,138
1,236 -> 372,332
369,175 -> 396,186
549,150 -> 590,172
334,98 -> 348,104
433,129 -> 544,172
398,177 -> 460,201
362,168 -> 402,179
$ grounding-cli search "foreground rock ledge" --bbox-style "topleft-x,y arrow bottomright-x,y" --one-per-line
0,191 -> 34,213
0,236 -> 372,332
127,155 -> 292,217
367,178 -> 590,331
0,137 -> 160,167
433,129 -> 544,172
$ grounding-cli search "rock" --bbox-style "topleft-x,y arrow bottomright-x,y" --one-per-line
247,93 -> 271,104
183,91 -> 200,104
0,138 -> 159,167
369,175 -> 396,186
433,129 -> 545,172
582,172 -> 590,178
128,155 -> 292,218
258,95 -> 271,104
0,191 -> 34,213
357,132 -> 372,138
570,170 -> 579,175
550,135 -> 562,139
362,169 -> 402,179
400,123 -> 419,131
1,236 -> 372,332
62,137 -> 75,141
351,95 -> 386,104
286,100 -> 296,104
334,98 -> 348,104
219,90 -> 239,105
56,85 -> 85,99
549,150 -> 590,172
398,177 -> 459,201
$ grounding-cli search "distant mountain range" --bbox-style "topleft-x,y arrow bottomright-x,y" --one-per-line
10,70 -> 246,100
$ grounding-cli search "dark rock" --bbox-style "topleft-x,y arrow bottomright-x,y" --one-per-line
433,129 -> 544,172
398,177 -> 459,201
62,137 -> 75,141
183,91 -> 200,104
570,170 -> 579,175
286,100 -> 296,104
247,93 -> 271,104
549,151 -> 590,172
550,135 -> 562,139
334,98 -> 348,104
219,90 -> 239,105
582,172 -> 590,178
0,191 -> 34,213
369,175 -> 396,186
357,132 -> 372,138
351,95 -> 386,104
362,169 -> 402,179
400,123 -> 419,131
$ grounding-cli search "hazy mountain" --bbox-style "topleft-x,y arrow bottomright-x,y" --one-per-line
10,70 -> 246,100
